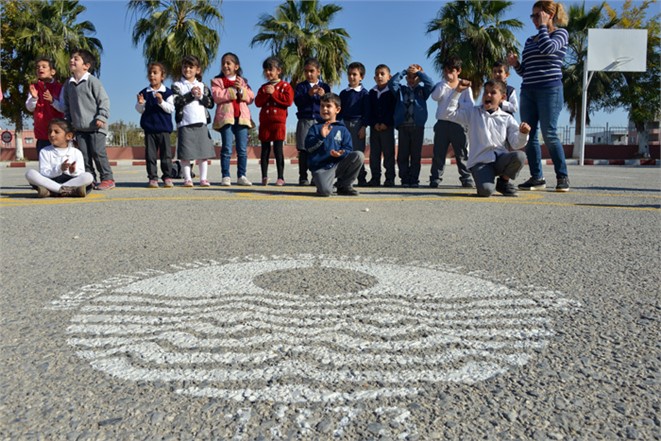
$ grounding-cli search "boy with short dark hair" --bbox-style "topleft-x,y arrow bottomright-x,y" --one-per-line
492,61 -> 518,115
444,79 -> 530,197
25,57 -> 64,152
61,49 -> 114,190
429,56 -> 474,189
339,61 -> 370,186
304,93 -> 364,197
367,64 -> 396,187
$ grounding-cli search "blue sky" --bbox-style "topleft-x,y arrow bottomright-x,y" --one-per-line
11,0 -> 633,134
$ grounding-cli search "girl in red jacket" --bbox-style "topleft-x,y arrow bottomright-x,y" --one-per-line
254,57 -> 294,186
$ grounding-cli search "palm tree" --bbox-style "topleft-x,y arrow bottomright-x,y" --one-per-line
128,0 -> 222,80
426,0 -> 522,98
16,0 -> 103,75
562,1 -> 618,143
250,0 -> 350,86
0,0 -> 103,159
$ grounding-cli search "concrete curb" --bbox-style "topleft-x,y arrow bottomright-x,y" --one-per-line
5,158 -> 659,168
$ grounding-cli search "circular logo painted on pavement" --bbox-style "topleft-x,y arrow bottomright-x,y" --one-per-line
54,255 -> 576,403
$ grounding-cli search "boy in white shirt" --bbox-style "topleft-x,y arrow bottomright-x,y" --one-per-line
444,80 -> 531,197
429,57 -> 474,188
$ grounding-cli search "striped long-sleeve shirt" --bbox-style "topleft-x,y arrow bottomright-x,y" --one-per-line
515,25 -> 568,89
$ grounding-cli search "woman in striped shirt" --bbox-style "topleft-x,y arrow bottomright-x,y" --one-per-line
508,1 -> 570,192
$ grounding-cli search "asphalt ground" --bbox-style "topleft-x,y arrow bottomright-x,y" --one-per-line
1,161 -> 659,440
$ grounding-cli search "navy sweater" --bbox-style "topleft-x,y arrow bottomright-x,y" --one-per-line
138,87 -> 174,133
367,86 -> 396,127
294,81 -> 331,120
339,86 -> 370,127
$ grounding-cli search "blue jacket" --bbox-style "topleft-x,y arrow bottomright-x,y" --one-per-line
294,80 -> 331,120
389,70 -> 433,128
304,120 -> 353,171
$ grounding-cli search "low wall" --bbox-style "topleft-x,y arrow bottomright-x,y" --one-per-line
2,143 -> 658,162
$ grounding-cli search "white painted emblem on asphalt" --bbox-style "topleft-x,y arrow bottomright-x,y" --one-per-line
53,255 -> 577,403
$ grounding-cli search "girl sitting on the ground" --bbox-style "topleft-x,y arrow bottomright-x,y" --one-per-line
25,118 -> 93,197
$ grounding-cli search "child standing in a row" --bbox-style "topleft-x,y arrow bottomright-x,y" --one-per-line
294,58 -> 330,186
254,57 -> 294,186
212,52 -> 255,186
172,55 -> 215,187
136,62 -> 175,188
25,57 -> 64,153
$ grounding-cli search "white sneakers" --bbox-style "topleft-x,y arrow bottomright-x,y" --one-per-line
237,176 -> 252,186
220,177 -> 232,186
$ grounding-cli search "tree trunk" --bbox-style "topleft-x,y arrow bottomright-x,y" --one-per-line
636,121 -> 650,158
15,130 -> 24,160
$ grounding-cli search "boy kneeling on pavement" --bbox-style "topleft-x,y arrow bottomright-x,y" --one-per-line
444,79 -> 531,197
305,93 -> 364,197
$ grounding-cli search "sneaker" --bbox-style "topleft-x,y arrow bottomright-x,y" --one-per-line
220,177 -> 231,186
410,182 -> 420,188
496,178 -> 518,197
429,179 -> 441,188
401,183 -> 410,188
96,180 -> 115,191
337,187 -> 359,196
276,178 -> 285,186
199,179 -> 211,187
60,185 -> 86,197
183,180 -> 194,187
555,177 -> 570,192
237,176 -> 252,186
384,180 -> 395,187
262,177 -> 269,186
34,185 -> 50,198
461,180 -> 475,189
148,179 -> 159,188
163,178 -> 174,188
299,179 -> 309,186
518,177 -> 546,191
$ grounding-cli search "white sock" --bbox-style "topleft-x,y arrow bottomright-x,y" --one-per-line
182,161 -> 192,181
199,160 -> 208,181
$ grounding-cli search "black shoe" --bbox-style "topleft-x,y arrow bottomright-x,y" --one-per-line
410,182 -> 420,188
357,179 -> 368,187
429,179 -> 441,188
461,180 -> 475,188
384,180 -> 395,187
496,178 -> 518,197
337,187 -> 359,196
555,177 -> 570,192
401,182 -> 410,188
366,179 -> 380,187
518,177 -> 546,191
299,179 -> 309,186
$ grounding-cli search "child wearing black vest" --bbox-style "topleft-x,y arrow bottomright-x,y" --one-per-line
136,62 -> 175,188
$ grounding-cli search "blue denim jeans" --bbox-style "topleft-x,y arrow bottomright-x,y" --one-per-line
520,86 -> 568,179
219,122 -> 248,178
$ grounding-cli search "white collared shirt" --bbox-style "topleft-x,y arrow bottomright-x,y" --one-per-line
371,85 -> 390,98
173,78 -> 207,126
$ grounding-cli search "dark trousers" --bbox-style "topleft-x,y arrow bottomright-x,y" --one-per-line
369,127 -> 396,182
397,125 -> 424,185
261,140 -> 285,180
471,151 -> 526,197
430,120 -> 471,184
145,132 -> 173,180
76,131 -> 113,181
344,119 -> 367,183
